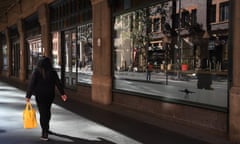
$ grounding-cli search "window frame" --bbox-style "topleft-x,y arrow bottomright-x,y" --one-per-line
219,2 -> 229,22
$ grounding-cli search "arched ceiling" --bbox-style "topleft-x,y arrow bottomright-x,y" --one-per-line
0,0 -> 18,22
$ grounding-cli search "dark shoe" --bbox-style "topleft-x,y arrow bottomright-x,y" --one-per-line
40,131 -> 48,141
40,136 -> 48,141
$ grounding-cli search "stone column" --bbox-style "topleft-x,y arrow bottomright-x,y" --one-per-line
38,4 -> 51,58
5,28 -> 11,77
91,0 -> 112,105
17,19 -> 26,81
229,0 -> 240,143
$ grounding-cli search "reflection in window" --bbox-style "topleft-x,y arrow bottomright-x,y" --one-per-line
52,32 -> 61,78
77,23 -> 93,84
113,0 -> 229,110
27,37 -> 42,77
2,43 -> 7,70
64,30 -> 78,87
1,33 -> 7,70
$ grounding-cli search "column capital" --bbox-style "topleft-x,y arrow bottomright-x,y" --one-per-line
38,3 -> 49,26
17,19 -> 24,34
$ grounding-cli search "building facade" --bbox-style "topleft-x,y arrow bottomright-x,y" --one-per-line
0,0 -> 240,143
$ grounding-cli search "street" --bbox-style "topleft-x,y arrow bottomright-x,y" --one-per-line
114,71 -> 228,109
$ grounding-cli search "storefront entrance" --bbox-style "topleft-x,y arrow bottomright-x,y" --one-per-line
63,29 -> 78,88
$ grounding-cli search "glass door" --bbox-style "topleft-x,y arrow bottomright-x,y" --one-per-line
64,29 -> 78,88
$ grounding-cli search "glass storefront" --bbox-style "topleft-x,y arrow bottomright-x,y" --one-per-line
52,23 -> 93,86
50,0 -> 92,86
113,0 -> 229,110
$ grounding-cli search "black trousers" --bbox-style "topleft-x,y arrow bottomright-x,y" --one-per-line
37,102 -> 52,132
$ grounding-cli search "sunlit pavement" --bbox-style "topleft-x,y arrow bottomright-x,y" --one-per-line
0,81 -> 223,144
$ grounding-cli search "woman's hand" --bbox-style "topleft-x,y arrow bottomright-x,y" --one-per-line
61,94 -> 67,102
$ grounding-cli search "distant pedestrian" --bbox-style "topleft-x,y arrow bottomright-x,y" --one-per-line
146,62 -> 153,80
25,56 -> 67,141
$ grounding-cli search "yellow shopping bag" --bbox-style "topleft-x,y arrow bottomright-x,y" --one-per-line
23,102 -> 37,129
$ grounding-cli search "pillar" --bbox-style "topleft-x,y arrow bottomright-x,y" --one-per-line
38,4 -> 51,58
91,0 -> 112,105
17,19 -> 26,81
229,0 -> 240,143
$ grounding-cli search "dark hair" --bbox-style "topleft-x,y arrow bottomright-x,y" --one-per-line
37,56 -> 53,79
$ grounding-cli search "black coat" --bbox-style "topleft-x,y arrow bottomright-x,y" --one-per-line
26,68 -> 65,104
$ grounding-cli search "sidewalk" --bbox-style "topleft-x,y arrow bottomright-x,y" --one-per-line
0,81 -> 225,144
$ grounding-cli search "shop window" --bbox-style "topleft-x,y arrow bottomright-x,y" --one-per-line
51,24 -> 93,87
50,0 -> 93,86
50,0 -> 92,31
113,0 -> 229,110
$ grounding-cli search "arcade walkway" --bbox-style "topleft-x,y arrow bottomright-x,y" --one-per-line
0,81 -> 228,144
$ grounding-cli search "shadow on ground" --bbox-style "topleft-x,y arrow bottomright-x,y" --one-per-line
53,98 -> 209,144
32,132 -> 116,144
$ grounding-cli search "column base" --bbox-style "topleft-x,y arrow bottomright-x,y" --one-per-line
229,86 -> 240,143
91,75 -> 112,105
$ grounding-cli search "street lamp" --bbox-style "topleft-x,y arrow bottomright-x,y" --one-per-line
163,35 -> 171,85
176,0 -> 182,80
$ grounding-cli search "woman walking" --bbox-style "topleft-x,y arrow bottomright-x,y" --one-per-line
26,56 -> 67,141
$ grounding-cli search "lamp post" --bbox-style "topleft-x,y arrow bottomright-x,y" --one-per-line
163,35 -> 171,85
176,0 -> 182,80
